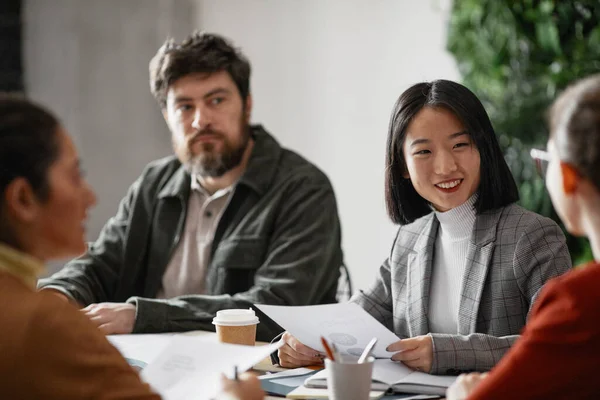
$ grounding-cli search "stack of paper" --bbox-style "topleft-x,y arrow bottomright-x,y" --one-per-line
107,333 -> 175,369
109,334 -> 282,400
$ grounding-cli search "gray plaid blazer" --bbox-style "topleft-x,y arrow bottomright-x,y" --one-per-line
352,203 -> 571,375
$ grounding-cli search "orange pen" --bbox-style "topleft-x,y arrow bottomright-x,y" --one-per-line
320,336 -> 336,361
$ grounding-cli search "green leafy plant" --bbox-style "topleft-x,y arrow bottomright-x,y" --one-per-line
447,0 -> 600,264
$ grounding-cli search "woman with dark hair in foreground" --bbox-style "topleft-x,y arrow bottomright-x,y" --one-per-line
447,74 -> 600,399
0,94 -> 263,400
277,80 -> 572,375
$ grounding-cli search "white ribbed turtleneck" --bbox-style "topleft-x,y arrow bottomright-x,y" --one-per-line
427,195 -> 477,334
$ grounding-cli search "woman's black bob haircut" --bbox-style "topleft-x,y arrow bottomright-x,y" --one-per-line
385,79 -> 519,225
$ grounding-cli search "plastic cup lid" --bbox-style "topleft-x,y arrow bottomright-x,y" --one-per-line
212,308 -> 260,326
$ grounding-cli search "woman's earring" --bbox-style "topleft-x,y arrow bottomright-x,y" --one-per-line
561,162 -> 579,194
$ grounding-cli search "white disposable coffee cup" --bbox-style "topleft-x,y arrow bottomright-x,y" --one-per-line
212,308 -> 260,346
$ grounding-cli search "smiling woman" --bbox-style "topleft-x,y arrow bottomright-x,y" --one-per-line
277,80 -> 573,377
384,80 -> 519,224
401,107 -> 481,212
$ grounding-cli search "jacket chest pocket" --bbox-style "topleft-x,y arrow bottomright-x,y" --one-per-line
208,237 -> 267,295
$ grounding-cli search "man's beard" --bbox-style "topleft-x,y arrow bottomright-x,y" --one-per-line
185,125 -> 250,178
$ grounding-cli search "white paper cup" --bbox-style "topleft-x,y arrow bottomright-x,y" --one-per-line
325,355 -> 374,400
212,309 -> 259,346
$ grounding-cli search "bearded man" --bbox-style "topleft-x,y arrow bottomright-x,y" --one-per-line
39,32 -> 343,341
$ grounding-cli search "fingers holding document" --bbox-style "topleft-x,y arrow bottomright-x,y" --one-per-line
387,334 -> 433,373
277,332 -> 324,368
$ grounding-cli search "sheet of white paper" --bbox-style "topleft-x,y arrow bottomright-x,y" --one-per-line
371,359 -> 414,385
255,303 -> 399,358
257,367 -> 315,380
268,375 -> 311,388
396,370 -> 457,388
373,360 -> 455,389
107,333 -> 175,367
141,336 -> 282,400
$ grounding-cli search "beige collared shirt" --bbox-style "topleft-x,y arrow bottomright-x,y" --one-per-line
156,176 -> 234,299
0,242 -> 45,290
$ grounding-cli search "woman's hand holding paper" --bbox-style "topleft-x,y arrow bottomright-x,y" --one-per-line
387,334 -> 433,373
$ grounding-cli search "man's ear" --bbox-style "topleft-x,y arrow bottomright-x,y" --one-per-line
560,162 -> 580,194
244,95 -> 253,123
3,178 -> 41,223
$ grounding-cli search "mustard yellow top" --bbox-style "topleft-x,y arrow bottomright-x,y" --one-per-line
0,242 -> 45,289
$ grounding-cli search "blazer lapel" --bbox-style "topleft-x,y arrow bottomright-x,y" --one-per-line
457,207 -> 503,335
406,215 -> 438,337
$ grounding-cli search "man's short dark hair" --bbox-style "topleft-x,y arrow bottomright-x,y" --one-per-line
149,32 -> 251,108
385,79 -> 519,225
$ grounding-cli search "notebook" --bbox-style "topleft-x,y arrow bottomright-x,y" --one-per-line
286,385 -> 387,399
305,359 -> 456,396
259,368 -> 319,396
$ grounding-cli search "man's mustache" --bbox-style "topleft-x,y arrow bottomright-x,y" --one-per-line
188,129 -> 224,144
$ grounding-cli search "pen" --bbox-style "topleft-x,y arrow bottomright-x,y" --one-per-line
331,342 -> 341,362
320,336 -> 336,361
234,365 -> 238,381
358,337 -> 378,364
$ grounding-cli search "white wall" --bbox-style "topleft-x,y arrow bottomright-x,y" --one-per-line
196,0 -> 459,290
24,0 -> 196,272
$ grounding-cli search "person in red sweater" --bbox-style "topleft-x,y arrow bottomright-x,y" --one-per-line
446,74 -> 600,399
0,94 -> 264,400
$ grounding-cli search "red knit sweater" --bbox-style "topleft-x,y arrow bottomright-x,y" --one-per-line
468,262 -> 600,399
